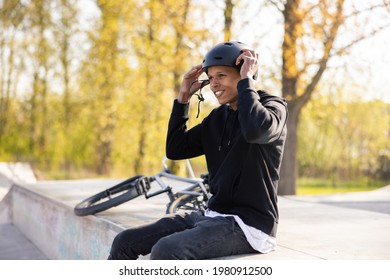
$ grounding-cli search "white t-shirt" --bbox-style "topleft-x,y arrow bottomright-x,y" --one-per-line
204,209 -> 277,253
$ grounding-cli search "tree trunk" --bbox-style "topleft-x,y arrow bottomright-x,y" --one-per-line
223,0 -> 234,41
278,0 -> 301,195
279,99 -> 303,195
94,1 -> 120,175
169,0 -> 191,175
59,0 -> 74,175
0,35 -> 14,144
278,0 -> 344,195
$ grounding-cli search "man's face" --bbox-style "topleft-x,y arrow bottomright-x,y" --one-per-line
207,66 -> 241,110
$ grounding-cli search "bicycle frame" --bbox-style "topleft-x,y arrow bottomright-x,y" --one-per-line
140,157 -> 210,204
73,156 -> 210,216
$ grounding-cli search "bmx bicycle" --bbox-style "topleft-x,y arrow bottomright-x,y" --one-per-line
74,157 -> 210,216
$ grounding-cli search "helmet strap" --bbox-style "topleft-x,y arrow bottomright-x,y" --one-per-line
194,87 -> 205,118
189,80 -> 208,118
194,80 -> 208,118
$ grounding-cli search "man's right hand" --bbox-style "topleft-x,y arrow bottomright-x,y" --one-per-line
177,64 -> 204,104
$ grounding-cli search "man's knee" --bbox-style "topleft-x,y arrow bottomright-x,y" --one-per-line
108,230 -> 137,260
150,236 -> 183,260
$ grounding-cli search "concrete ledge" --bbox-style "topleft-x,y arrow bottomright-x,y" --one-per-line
1,176 -> 389,260
1,183 -> 123,259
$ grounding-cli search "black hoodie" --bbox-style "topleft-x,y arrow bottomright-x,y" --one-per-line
166,78 -> 288,237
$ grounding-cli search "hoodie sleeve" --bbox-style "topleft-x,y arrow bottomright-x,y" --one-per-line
165,100 -> 204,160
237,78 -> 288,144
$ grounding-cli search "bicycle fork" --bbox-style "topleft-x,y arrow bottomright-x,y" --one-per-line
139,176 -> 174,200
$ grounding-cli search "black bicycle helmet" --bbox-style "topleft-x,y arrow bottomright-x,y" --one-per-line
202,41 -> 258,80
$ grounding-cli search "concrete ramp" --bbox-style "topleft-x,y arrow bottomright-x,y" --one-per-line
0,162 -> 37,184
0,182 -> 123,259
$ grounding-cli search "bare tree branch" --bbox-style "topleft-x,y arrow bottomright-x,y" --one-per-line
300,0 -> 344,106
265,0 -> 285,13
332,22 -> 390,57
344,3 -> 390,20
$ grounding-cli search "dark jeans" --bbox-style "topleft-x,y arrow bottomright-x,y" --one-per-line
107,211 -> 257,260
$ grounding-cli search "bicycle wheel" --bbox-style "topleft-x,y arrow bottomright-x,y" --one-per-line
166,186 -> 208,214
74,175 -> 145,216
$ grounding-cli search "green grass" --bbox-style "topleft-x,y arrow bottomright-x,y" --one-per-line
296,178 -> 389,195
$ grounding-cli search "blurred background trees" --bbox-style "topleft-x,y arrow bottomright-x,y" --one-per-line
1,0 -> 389,194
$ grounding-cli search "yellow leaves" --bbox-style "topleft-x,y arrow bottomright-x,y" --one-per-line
299,94 -> 390,179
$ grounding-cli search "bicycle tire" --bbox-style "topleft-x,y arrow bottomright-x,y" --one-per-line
74,175 -> 145,216
166,186 -> 207,214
